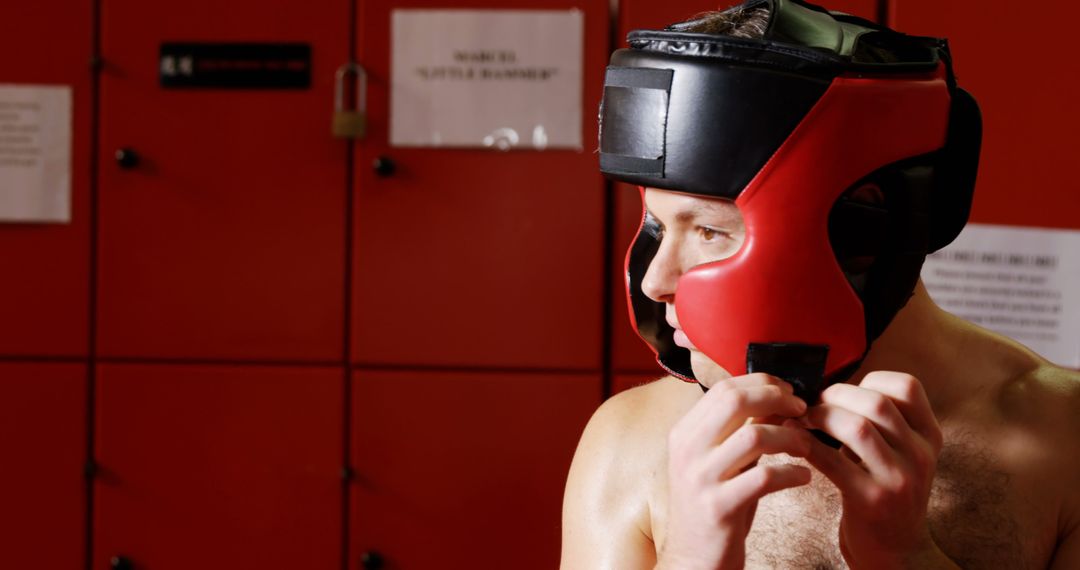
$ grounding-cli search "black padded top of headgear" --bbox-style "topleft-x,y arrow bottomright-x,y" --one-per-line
598,0 -> 952,200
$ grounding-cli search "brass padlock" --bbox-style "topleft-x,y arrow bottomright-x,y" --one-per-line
332,62 -> 368,139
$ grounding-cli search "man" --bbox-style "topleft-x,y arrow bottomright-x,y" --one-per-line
561,1 -> 1080,568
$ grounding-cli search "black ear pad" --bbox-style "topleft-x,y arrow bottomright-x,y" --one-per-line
929,87 -> 982,252
829,156 -> 935,347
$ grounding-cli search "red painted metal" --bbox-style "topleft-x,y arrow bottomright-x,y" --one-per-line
0,363 -> 86,568
93,364 -> 342,569
97,0 -> 349,360
349,369 -> 601,569
0,1 -> 93,356
351,0 -> 609,369
893,1 -> 1080,229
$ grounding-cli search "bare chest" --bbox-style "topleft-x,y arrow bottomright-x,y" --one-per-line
650,440 -> 1057,569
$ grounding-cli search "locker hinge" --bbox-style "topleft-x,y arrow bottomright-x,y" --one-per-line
83,459 -> 99,480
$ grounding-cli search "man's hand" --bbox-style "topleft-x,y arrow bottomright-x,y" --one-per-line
796,371 -> 957,569
659,373 -> 813,570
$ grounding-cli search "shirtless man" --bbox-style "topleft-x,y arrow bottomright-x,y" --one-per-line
561,1 -> 1080,568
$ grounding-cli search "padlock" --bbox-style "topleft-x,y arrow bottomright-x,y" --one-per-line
332,62 -> 368,139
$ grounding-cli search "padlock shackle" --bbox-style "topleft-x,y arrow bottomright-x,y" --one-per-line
334,62 -> 368,113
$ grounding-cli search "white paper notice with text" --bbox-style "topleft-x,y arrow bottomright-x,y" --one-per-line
0,84 -> 72,223
922,223 -> 1080,368
390,9 -> 584,150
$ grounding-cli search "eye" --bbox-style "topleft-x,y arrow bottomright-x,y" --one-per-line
698,226 -> 728,243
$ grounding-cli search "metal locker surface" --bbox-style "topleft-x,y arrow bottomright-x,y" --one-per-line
349,369 -> 601,570
350,0 -> 609,369
892,1 -> 1080,230
97,0 -> 350,360
0,362 -> 86,569
0,1 -> 92,356
92,363 -> 342,570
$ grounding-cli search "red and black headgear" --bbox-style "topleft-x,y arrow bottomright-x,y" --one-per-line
599,0 -> 982,401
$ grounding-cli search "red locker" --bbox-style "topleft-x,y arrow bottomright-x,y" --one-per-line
97,0 -> 350,360
892,2 -> 1080,229
351,0 -> 609,369
0,1 -> 92,356
350,369 -> 601,569
93,364 -> 342,569
0,362 -> 86,568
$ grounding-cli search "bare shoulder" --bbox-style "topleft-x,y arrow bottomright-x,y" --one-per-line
560,376 -> 699,569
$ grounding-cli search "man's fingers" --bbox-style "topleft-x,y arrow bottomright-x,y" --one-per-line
797,419 -> 869,493
718,462 -> 812,509
804,404 -> 897,479
700,424 -> 813,481
675,382 -> 807,456
858,371 -> 943,451
819,383 -> 912,450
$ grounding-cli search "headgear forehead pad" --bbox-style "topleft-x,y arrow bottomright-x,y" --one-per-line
600,0 -> 981,400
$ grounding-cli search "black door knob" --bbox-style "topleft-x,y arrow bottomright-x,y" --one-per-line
360,550 -> 384,570
372,156 -> 396,177
110,555 -> 134,570
115,148 -> 140,169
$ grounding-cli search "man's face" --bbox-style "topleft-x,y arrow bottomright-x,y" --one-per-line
641,187 -> 747,387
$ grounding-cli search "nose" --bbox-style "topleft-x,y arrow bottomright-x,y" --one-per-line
641,239 -> 681,304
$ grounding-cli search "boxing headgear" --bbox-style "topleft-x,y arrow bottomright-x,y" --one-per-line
599,0 -> 982,401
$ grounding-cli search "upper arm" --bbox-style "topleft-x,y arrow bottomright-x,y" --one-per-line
560,390 -> 658,570
1047,368 -> 1080,569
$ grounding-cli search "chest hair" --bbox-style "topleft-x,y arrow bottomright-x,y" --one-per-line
742,437 -> 1025,569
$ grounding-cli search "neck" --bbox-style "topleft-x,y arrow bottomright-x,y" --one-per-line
849,281 -> 963,413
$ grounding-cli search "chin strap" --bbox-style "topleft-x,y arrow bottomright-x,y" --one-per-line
698,343 -> 843,449
745,343 -> 829,403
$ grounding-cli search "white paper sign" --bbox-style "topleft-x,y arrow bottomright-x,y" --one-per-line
391,9 -> 583,150
922,223 -> 1080,368
0,84 -> 72,223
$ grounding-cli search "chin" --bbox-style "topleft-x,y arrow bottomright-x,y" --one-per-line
688,350 -> 733,388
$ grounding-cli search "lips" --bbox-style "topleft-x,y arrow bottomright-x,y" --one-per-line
668,314 -> 698,350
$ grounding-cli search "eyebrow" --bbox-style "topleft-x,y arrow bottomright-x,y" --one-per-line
649,204 -> 741,226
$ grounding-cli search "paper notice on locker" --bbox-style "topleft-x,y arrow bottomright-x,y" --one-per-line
922,223 -> 1080,368
0,84 -> 72,223
391,9 -> 583,150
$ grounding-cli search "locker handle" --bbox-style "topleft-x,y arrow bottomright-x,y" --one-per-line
373,156 -> 396,178
110,555 -> 134,570
115,148 -> 140,170
361,550 -> 385,569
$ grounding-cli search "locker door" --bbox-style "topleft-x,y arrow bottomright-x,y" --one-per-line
97,0 -> 349,361
93,364 -> 342,569
892,2 -> 1080,229
351,0 -> 610,369
609,0 -> 883,372
0,1 -> 91,356
0,363 -> 86,568
350,370 -> 600,569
